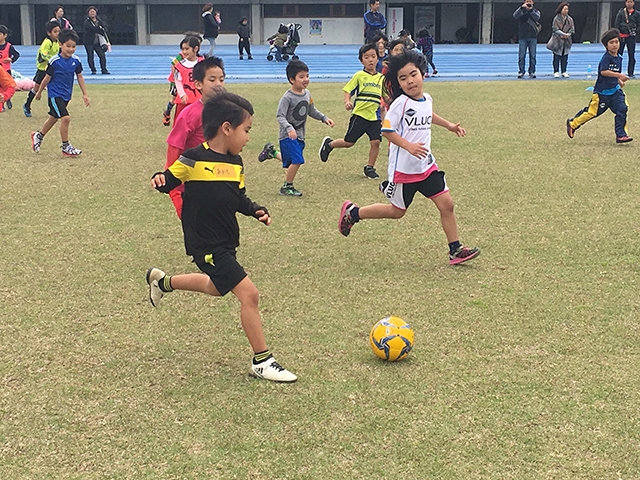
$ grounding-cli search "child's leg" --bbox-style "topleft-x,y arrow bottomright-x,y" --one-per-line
238,39 -> 243,57
231,277 -> 268,354
169,272 -> 220,295
59,116 -> 71,143
40,115 -> 59,136
285,163 -> 301,184
430,191 -> 458,243
568,93 -> 607,131
329,139 -> 355,149
367,139 -> 381,167
359,203 -> 405,219
24,84 -> 39,109
609,91 -> 630,138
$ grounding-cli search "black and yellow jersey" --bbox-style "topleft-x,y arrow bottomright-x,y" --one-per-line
155,142 -> 264,256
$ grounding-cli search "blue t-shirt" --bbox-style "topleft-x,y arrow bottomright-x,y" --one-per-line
593,52 -> 622,95
45,54 -> 83,101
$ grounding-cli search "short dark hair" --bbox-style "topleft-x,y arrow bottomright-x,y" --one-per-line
193,55 -> 225,82
417,28 -> 430,38
286,60 -> 309,82
359,43 -> 377,60
369,0 -> 379,5
555,2 -> 570,14
58,28 -> 79,44
387,39 -> 406,54
180,35 -> 201,50
371,33 -> 389,44
384,50 -> 427,102
601,28 -> 620,46
0,25 -> 8,35
45,21 -> 60,33
202,92 -> 254,141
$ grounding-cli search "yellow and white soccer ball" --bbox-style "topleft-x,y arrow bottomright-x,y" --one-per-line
369,316 -> 414,362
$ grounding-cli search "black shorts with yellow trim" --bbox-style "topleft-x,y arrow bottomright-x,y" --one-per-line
344,115 -> 382,143
33,69 -> 47,85
193,250 -> 247,296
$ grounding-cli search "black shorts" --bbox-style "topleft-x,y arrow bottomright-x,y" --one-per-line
380,170 -> 448,210
344,115 -> 382,143
193,250 -> 247,296
33,70 -> 47,85
48,97 -> 70,118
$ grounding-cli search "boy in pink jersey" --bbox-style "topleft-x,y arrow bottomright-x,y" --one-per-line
165,56 -> 226,218
338,50 -> 480,265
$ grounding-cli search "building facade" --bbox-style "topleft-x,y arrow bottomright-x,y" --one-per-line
0,1 -> 625,46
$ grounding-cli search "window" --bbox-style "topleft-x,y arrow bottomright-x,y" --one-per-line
264,4 -> 363,18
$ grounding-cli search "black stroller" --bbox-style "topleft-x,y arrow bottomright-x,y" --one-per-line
267,23 -> 302,61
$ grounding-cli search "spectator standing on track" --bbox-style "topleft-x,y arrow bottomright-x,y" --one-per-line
83,6 -> 110,75
364,0 -> 386,44
513,0 -> 541,78
614,0 -> 640,78
51,5 -> 73,30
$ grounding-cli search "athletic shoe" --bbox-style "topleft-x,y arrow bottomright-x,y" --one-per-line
449,246 -> 481,265
145,267 -> 165,307
279,185 -> 303,196
31,131 -> 43,153
239,55 -> 244,60
250,357 -> 297,383
62,144 -> 82,156
319,136 -> 333,162
339,200 -> 357,237
517,73 -> 524,78
566,119 -> 575,139
6,98 -> 12,109
363,165 -> 380,179
432,69 -> 438,75
616,136 -> 633,143
248,56 -> 253,60
528,73 -> 536,78
562,72 -> 570,78
162,111 -> 171,127
23,103 -> 32,117
258,142 -> 276,162
554,72 -> 560,78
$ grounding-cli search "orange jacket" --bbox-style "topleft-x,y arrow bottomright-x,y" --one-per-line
0,67 -> 15,101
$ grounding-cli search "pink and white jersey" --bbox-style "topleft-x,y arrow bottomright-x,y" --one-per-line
382,93 -> 438,184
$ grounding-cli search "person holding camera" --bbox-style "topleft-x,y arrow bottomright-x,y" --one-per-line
83,6 -> 110,75
513,0 -> 541,78
614,0 -> 640,78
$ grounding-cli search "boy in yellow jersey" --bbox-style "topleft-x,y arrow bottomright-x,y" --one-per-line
319,44 -> 384,179
23,21 -> 60,117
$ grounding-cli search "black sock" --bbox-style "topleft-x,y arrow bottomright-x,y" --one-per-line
158,275 -> 173,292
284,182 -> 293,187
25,90 -> 35,107
62,141 -> 70,148
253,350 -> 272,364
449,241 -> 461,254
350,206 -> 360,223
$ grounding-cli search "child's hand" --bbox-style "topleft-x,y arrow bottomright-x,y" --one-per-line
151,174 -> 166,188
180,95 -> 188,104
325,118 -> 335,127
406,142 -> 429,158
83,95 -> 90,107
1,58 -> 11,64
344,101 -> 353,111
254,209 -> 271,225
35,91 -> 41,101
288,129 -> 297,140
619,73 -> 630,82
448,123 -> 466,137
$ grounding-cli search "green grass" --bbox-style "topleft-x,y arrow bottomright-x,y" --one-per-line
2,80 -> 640,479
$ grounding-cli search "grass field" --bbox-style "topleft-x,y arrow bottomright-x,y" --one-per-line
2,80 -> 640,479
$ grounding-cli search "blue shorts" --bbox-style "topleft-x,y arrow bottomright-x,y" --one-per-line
279,138 -> 305,168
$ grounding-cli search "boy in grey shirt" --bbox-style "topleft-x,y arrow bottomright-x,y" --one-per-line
259,60 -> 334,196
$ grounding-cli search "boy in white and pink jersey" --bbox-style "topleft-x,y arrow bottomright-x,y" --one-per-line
338,50 -> 480,265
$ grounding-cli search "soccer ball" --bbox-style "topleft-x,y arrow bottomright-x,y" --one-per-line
369,316 -> 414,362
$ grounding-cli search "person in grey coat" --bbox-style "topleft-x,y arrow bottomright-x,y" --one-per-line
549,2 -> 575,77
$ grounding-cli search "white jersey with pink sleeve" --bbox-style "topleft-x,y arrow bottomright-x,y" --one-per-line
382,93 -> 438,184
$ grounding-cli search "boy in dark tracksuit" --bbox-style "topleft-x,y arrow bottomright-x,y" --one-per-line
237,17 -> 252,60
567,28 -> 633,143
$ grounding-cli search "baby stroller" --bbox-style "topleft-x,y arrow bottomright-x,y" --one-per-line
267,23 -> 302,61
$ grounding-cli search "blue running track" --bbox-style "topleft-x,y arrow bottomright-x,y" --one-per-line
12,43 -> 616,84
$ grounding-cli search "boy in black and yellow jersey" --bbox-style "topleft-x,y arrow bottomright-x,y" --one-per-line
147,92 -> 297,383
319,43 -> 384,179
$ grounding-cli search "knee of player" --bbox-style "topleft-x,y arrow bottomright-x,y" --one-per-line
390,206 -> 406,219
60,115 -> 71,125
241,284 -> 260,307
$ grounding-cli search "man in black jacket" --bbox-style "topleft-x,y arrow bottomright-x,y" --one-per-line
513,0 -> 541,78
615,0 -> 640,77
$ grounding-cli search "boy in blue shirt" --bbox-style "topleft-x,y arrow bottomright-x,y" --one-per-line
32,29 -> 90,156
567,28 -> 632,143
